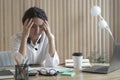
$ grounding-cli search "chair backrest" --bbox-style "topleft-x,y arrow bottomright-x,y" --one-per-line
0,51 -> 14,66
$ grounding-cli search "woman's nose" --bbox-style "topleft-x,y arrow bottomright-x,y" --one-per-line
35,26 -> 40,33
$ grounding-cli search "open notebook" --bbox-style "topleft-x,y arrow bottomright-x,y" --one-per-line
82,44 -> 120,74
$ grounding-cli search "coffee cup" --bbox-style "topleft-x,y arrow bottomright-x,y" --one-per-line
72,52 -> 83,70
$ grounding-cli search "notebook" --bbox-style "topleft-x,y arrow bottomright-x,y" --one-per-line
0,70 -> 14,79
82,44 -> 120,74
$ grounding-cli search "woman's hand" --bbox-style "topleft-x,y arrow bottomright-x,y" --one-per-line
43,20 -> 54,40
22,19 -> 34,39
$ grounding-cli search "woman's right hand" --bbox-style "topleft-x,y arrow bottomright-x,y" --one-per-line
22,19 -> 34,39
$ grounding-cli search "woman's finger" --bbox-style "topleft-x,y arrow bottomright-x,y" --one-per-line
24,19 -> 29,27
27,19 -> 33,28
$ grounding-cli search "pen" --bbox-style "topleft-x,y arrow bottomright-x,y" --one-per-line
23,58 -> 28,70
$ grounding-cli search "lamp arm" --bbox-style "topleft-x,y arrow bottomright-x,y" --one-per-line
105,27 -> 115,44
99,15 -> 104,20
98,15 -> 115,44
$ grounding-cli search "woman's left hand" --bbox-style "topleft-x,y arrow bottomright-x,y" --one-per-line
43,20 -> 54,40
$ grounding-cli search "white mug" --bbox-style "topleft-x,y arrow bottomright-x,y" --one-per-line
72,52 -> 83,70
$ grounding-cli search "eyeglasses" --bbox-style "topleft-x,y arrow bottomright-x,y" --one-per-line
38,68 -> 58,76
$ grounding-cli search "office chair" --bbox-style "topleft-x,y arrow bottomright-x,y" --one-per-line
0,51 -> 14,66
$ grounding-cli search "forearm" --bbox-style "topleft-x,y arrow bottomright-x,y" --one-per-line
19,36 -> 27,58
48,35 -> 56,57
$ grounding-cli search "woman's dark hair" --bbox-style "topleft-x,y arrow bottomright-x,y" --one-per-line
22,7 -> 48,24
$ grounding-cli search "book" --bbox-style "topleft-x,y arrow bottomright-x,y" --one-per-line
0,70 -> 14,79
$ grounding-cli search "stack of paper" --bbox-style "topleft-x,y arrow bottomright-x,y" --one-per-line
65,59 -> 91,68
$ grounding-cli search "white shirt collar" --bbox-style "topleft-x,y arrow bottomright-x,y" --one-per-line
30,34 -> 42,47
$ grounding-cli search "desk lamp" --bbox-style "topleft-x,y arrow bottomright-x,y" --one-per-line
91,6 -> 115,44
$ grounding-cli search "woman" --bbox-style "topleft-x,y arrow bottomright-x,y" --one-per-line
12,7 -> 59,67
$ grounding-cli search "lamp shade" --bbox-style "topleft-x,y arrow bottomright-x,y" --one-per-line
91,6 -> 101,16
99,19 -> 108,29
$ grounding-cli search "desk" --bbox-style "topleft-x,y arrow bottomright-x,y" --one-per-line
3,65 -> 120,80
6,69 -> 120,80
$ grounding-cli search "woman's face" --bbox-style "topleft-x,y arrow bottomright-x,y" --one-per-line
29,18 -> 44,40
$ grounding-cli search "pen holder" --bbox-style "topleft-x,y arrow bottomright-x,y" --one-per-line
15,64 -> 29,80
